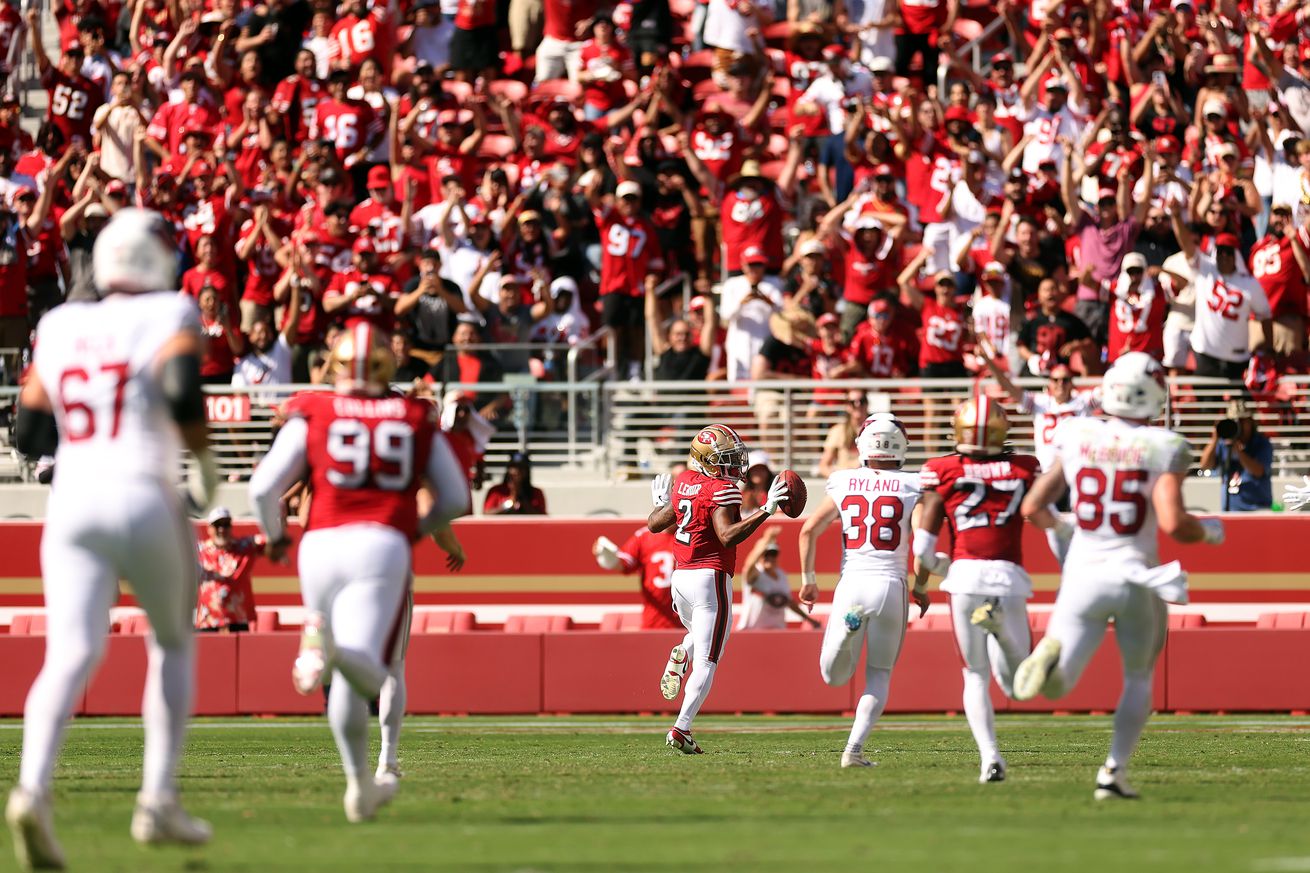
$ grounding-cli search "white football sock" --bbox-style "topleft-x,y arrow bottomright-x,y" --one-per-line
845,667 -> 891,753
962,668 -> 999,764
377,666 -> 405,770
140,634 -> 195,799
673,658 -> 717,732
329,673 -> 371,783
1108,672 -> 1153,770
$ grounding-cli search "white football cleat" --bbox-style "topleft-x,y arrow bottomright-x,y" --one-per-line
659,645 -> 689,701
980,759 -> 1007,784
1013,636 -> 1062,701
374,764 -> 402,791
6,787 -> 65,871
970,599 -> 1002,635
1093,765 -> 1140,801
292,612 -> 333,696
840,751 -> 876,768
344,777 -> 399,823
666,727 -> 703,754
130,795 -> 212,846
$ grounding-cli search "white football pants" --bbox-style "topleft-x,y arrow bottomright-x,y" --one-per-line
1040,572 -> 1168,771
298,526 -> 410,786
669,568 -> 732,733
819,575 -> 907,754
21,480 -> 198,803
950,593 -> 1031,766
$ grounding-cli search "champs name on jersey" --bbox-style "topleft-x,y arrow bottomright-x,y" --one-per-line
826,467 -> 922,578
670,469 -> 742,575
285,390 -> 438,537
919,453 -> 1040,565
1054,416 -> 1191,567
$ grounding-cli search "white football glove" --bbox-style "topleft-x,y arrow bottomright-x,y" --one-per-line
651,473 -> 672,508
1045,512 -> 1075,565
920,551 -> 951,576
1199,517 -> 1225,545
183,448 -> 220,516
1283,476 -> 1310,512
762,475 -> 789,515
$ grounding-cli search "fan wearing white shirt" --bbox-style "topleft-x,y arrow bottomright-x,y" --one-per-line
719,252 -> 785,381
1167,201 -> 1272,380
232,316 -> 294,388
736,532 -> 819,631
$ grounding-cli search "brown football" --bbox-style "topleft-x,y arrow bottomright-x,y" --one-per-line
778,470 -> 807,518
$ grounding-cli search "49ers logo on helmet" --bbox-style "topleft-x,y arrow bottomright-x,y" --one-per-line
696,431 -> 716,445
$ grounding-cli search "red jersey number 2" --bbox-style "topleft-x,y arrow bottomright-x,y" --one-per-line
58,362 -> 130,442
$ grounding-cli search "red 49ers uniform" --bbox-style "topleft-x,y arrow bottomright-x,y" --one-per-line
919,298 -> 966,371
324,270 -> 401,331
720,189 -> 784,273
919,452 -> 1040,570
668,468 -> 742,668
1108,284 -> 1167,364
617,527 -> 680,629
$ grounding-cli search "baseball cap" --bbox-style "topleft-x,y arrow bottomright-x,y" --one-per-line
872,163 -> 895,178
1044,76 -> 1069,91
990,52 -> 1013,66
1226,398 -> 1254,419
867,298 -> 893,317
616,180 -> 642,199
207,507 -> 232,525
1156,134 -> 1180,155
63,37 -> 83,54
1097,187 -> 1118,202
817,312 -> 840,328
10,185 -> 35,203
934,270 -> 957,286
687,295 -> 708,312
822,44 -> 848,61
85,203 -> 109,219
853,215 -> 884,232
437,109 -> 460,126
367,165 -> 391,189
1216,141 -> 1239,158
762,542 -> 781,554
1214,232 -> 1240,249
352,235 -> 376,254
1121,252 -> 1148,272
517,209 -> 543,225
945,105 -> 971,123
105,179 -> 128,196
1272,202 -> 1295,213
1008,166 -> 1026,182
981,261 -> 1006,277
1202,98 -> 1228,118
1300,43 -> 1310,62
798,238 -> 827,258
1052,27 -> 1074,40
868,56 -> 893,73
742,245 -> 768,266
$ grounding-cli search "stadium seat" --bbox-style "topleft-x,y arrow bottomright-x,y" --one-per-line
530,79 -> 582,104
503,615 -> 573,633
1263,612 -> 1310,629
1029,612 -> 1052,632
909,613 -> 954,631
477,133 -> 516,160
416,611 -> 477,633
255,609 -> 281,633
599,612 -> 644,632
9,614 -> 45,635
119,614 -> 151,635
487,79 -> 528,104
1167,614 -> 1207,629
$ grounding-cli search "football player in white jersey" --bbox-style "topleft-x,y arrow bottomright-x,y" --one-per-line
1013,352 -> 1225,800
798,414 -> 930,769
977,334 -> 1100,474
7,209 -> 219,870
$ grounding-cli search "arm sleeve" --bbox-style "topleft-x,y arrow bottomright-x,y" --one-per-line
417,431 -> 472,537
248,416 -> 309,542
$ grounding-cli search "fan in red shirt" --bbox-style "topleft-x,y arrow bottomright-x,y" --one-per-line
144,69 -> 219,159
29,12 -> 104,146
903,264 -> 968,378
1082,111 -> 1144,188
1107,253 -> 1168,364
181,235 -> 238,317
588,178 -> 664,376
324,236 -> 402,332
179,159 -> 238,257
1249,203 -> 1310,354
196,282 -> 244,383
593,527 -> 681,629
329,0 -> 393,74
236,193 -> 289,328
578,15 -> 634,117
271,50 -> 326,143
849,299 -> 916,377
689,102 -> 749,185
195,508 -> 266,632
311,68 -> 384,168
819,206 -> 899,339
483,452 -> 549,515
415,106 -> 485,203
718,162 -> 785,274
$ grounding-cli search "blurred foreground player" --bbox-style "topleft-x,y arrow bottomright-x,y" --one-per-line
249,323 -> 469,822
916,397 -> 1041,783
647,425 -> 789,754
1014,352 -> 1225,800
8,208 -> 220,870
797,414 -> 928,768
592,524 -> 681,629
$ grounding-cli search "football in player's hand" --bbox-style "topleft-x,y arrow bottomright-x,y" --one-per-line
778,470 -> 807,518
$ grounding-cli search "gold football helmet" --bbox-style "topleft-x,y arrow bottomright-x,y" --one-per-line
688,424 -> 749,482
953,395 -> 1009,456
328,322 -> 396,395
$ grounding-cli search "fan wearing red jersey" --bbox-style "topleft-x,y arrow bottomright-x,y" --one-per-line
249,322 -> 469,823
915,396 -> 1040,784
646,425 -> 788,754
28,8 -> 103,146
1107,253 -> 1169,364
592,527 -> 681,629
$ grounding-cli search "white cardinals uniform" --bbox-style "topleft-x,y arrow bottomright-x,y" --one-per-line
21,292 -> 202,801
820,467 -> 922,682
1043,416 -> 1192,697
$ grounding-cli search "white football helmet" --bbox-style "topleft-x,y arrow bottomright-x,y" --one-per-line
857,413 -> 908,466
92,207 -> 180,295
1101,352 -> 1168,420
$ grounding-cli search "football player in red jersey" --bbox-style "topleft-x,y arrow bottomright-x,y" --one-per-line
914,396 -> 1040,784
646,425 -> 788,753
249,323 -> 469,822
592,526 -> 681,629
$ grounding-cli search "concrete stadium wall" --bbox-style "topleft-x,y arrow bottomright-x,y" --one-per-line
2,626 -> 1307,716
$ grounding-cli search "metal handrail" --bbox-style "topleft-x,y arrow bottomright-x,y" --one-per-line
565,326 -> 614,465
952,14 -> 1009,75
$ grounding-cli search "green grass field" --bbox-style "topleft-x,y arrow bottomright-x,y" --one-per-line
1,714 -> 1308,872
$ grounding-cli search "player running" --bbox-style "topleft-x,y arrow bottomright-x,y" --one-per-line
1013,352 -> 1225,800
7,208 -> 220,870
249,323 -> 469,822
797,414 -> 929,769
647,424 -> 788,754
915,397 -> 1041,783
